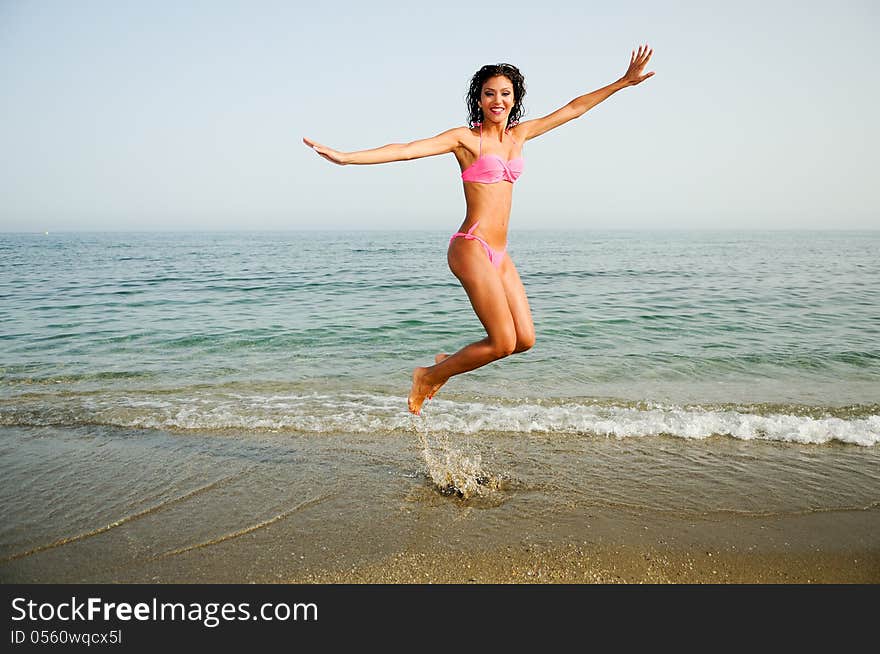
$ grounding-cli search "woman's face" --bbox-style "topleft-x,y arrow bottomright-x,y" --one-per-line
479,75 -> 514,126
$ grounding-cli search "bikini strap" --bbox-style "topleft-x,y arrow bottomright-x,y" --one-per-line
467,221 -> 480,234
507,123 -> 518,146
478,123 -> 482,157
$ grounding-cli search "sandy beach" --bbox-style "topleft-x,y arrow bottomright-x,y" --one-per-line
293,512 -> 880,584
2,424 -> 877,584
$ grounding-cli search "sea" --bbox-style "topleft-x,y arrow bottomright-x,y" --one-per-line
1,229 -> 878,582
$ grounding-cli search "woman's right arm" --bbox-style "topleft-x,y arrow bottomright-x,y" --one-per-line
303,128 -> 464,166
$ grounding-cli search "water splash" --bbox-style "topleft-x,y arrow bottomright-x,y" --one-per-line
412,415 -> 501,499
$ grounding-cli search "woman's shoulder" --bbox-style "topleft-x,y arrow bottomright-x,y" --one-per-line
445,125 -> 477,153
431,125 -> 473,147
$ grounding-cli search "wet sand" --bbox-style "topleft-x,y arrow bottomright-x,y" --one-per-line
294,512 -> 880,584
295,545 -> 879,584
289,467 -> 880,583
1,425 -> 878,584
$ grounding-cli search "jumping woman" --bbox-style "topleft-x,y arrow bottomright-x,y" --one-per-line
303,44 -> 655,415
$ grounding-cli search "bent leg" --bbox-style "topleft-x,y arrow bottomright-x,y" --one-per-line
408,238 -> 517,414
499,255 -> 536,353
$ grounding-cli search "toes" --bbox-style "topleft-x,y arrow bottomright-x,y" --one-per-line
407,395 -> 422,415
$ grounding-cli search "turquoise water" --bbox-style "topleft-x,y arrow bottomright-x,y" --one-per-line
1,230 -> 878,444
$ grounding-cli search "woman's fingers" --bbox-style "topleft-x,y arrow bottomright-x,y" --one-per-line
304,139 -> 346,166
629,45 -> 649,73
641,46 -> 654,79
632,43 -> 652,61
622,45 -> 655,86
304,137 -> 332,156
303,137 -> 323,151
303,137 -> 341,163
629,43 -> 654,81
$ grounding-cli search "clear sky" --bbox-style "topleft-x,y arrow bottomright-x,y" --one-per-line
1,0 -> 877,231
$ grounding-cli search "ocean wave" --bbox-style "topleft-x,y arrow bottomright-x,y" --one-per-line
1,391 -> 878,446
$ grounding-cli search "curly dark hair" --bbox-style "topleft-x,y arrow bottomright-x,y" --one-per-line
465,63 -> 526,129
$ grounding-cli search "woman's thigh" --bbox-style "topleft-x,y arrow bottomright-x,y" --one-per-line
447,238 -> 516,346
499,255 -> 535,349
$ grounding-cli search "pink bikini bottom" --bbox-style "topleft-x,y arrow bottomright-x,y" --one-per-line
449,221 -> 506,269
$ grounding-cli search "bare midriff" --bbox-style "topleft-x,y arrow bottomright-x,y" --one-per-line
459,182 -> 513,250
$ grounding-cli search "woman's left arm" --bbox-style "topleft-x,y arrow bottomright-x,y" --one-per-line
517,44 -> 655,142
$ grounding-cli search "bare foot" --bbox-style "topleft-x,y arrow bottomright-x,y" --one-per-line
427,353 -> 449,400
408,367 -> 433,415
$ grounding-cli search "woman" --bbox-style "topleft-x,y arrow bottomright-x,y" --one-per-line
304,45 -> 655,415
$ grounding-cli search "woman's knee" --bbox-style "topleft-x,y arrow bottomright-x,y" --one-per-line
488,331 -> 517,359
514,332 -> 536,354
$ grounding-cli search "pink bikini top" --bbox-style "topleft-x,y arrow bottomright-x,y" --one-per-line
461,123 -> 524,184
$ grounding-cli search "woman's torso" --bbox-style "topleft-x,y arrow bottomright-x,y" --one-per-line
453,125 -> 525,247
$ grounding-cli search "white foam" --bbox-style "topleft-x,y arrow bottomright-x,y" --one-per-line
2,392 -> 878,446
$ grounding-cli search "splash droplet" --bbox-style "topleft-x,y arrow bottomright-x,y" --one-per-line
413,415 -> 501,499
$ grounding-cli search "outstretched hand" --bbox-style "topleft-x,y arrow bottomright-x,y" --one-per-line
302,137 -> 348,165
620,44 -> 655,86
